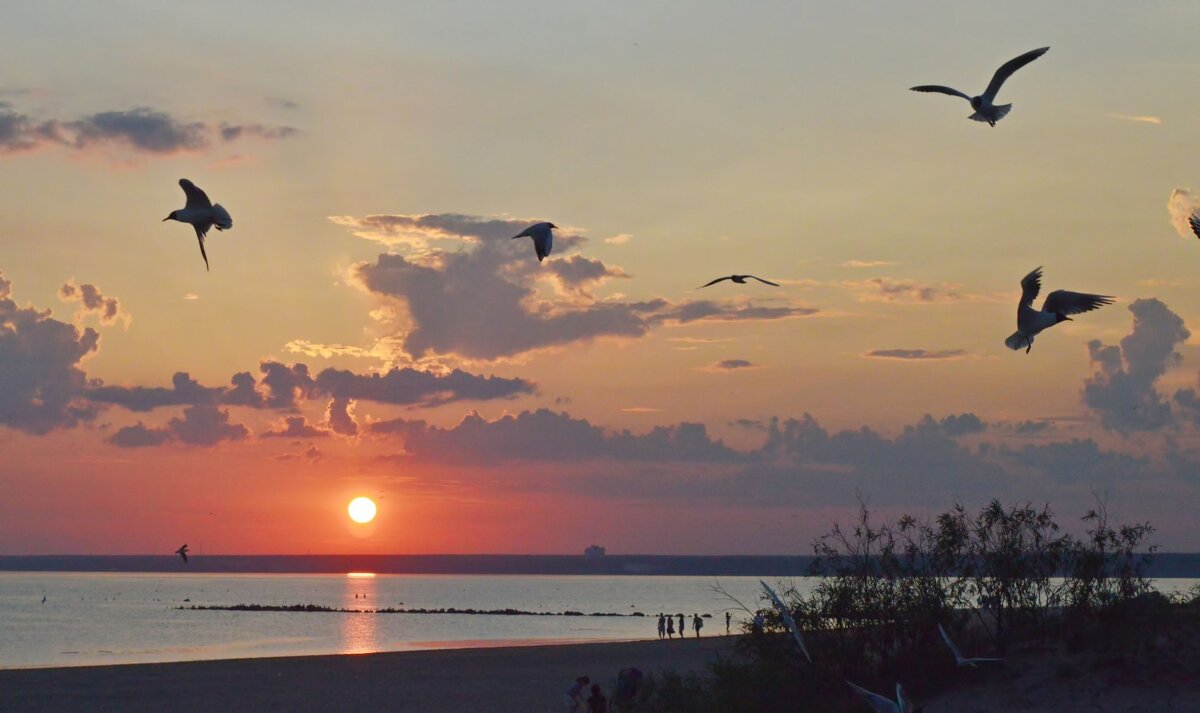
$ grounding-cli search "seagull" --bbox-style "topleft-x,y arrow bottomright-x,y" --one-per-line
700,275 -> 780,288
1189,211 -> 1200,239
1005,267 -> 1113,353
511,222 -> 557,262
938,624 -> 1003,667
846,682 -> 920,713
163,179 -> 233,271
760,580 -> 812,663
911,47 -> 1049,126
175,544 -> 189,563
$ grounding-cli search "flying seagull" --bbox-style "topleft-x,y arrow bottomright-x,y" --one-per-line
760,580 -> 812,663
175,544 -> 189,563
163,179 -> 233,271
511,222 -> 557,262
700,275 -> 780,288
1005,267 -> 1113,353
911,47 -> 1049,126
938,624 -> 1003,667
1189,211 -> 1200,240
846,682 -> 919,713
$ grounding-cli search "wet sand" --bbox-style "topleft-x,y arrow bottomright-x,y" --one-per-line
0,636 -> 730,713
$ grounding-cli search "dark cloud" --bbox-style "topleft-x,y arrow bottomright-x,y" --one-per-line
107,422 -> 171,448
275,444 -> 323,463
260,416 -> 330,439
88,372 -> 219,412
1010,420 -> 1056,436
0,105 -> 296,156
106,404 -> 249,448
326,397 -> 358,436
863,348 -> 967,361
1082,298 -> 1189,433
1006,438 -> 1146,484
58,280 -> 126,326
0,271 -> 99,434
708,359 -> 758,371
542,255 -> 628,295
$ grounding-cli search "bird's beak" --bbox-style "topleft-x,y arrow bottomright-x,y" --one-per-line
162,215 -> 171,221
1064,316 -> 1073,321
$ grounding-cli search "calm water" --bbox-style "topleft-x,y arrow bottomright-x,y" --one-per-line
2,573 -> 1195,669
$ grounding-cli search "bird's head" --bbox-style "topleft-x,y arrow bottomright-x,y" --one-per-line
1056,313 -> 1073,324
547,222 -> 558,230
163,210 -> 178,222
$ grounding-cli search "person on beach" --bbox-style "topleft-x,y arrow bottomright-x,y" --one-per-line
586,683 -> 607,713
666,615 -> 675,639
565,675 -> 589,712
657,613 -> 666,640
676,612 -> 685,638
692,613 -> 703,637
725,611 -> 731,634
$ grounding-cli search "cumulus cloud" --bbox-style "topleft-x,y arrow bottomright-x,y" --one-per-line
862,349 -> 967,361
0,270 -> 99,433
0,105 -> 295,156
107,404 -> 249,448
58,280 -> 128,327
107,422 -> 171,448
1082,298 -> 1189,433
326,397 -> 359,436
260,416 -> 330,439
1167,188 -> 1200,240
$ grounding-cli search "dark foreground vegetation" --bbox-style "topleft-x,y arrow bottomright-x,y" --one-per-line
634,499 -> 1200,712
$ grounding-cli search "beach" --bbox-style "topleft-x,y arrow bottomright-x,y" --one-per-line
0,637 -> 729,713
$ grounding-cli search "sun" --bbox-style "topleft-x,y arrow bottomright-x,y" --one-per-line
347,497 -> 377,524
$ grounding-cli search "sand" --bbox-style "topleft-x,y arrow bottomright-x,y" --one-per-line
0,637 -> 730,713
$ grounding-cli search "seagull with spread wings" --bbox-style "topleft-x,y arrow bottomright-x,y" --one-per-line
938,624 -> 1003,667
511,222 -> 557,262
699,274 -> 779,288
163,179 -> 233,271
846,682 -> 919,713
911,47 -> 1049,126
175,544 -> 189,563
1005,267 -> 1113,353
760,580 -> 812,663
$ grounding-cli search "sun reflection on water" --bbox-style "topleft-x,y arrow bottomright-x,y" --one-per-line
340,572 -> 378,655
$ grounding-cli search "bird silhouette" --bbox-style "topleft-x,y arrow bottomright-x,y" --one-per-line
699,274 -> 779,288
938,624 -> 1003,667
511,222 -> 557,262
846,682 -> 920,713
163,179 -> 233,271
175,544 -> 189,563
911,47 -> 1049,126
1005,267 -> 1113,353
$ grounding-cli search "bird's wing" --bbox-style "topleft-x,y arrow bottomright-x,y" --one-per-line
1041,290 -> 1114,315
193,226 -> 210,272
748,276 -> 780,286
761,580 -> 812,663
983,47 -> 1049,101
535,230 -> 552,261
896,684 -> 913,713
910,85 -> 971,101
846,682 -> 898,713
1189,212 -> 1200,240
700,276 -> 732,288
179,179 -> 212,210
938,624 -> 965,662
1019,267 -> 1043,308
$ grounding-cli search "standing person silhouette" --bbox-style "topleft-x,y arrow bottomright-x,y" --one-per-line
665,615 -> 675,639
725,611 -> 732,634
656,613 -> 666,640
564,676 -> 590,712
692,613 -> 703,638
676,613 -> 685,639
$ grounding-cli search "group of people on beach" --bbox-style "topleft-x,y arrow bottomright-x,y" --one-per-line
565,668 -> 643,713
654,612 -> 709,639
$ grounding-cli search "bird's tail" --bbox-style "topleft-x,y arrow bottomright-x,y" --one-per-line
1004,331 -> 1030,351
211,204 -> 233,230
970,104 -> 1012,124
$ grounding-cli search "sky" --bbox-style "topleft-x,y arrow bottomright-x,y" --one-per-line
3,1 -> 1200,555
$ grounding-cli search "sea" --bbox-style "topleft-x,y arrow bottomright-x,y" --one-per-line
2,573 -> 1196,670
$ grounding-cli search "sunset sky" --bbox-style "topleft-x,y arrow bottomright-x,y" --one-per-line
4,1 -> 1200,555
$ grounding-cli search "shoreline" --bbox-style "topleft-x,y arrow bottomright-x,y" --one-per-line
0,636 -> 732,712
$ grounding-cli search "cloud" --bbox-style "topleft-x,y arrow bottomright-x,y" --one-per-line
328,213 -> 583,251
841,260 -> 897,268
604,233 -> 633,245
107,404 -> 249,448
0,105 -> 296,157
0,270 -> 100,433
1109,114 -> 1162,125
862,348 -> 967,361
275,444 -> 323,463
89,372 -> 221,412
326,397 -> 359,436
1009,420 -> 1056,436
1082,298 -> 1189,433
58,280 -> 129,327
703,359 -> 760,372
1167,188 -> 1200,240
107,422 -> 172,448
843,277 -> 971,304
541,255 -> 629,296
1008,438 -> 1146,484
260,416 -> 330,439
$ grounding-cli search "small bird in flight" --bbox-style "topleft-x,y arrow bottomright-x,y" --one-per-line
699,274 -> 780,288
1005,267 -> 1113,353
511,222 -> 557,262
175,544 -> 189,563
846,682 -> 918,713
938,624 -> 1003,667
911,47 -> 1049,126
163,179 -> 233,271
